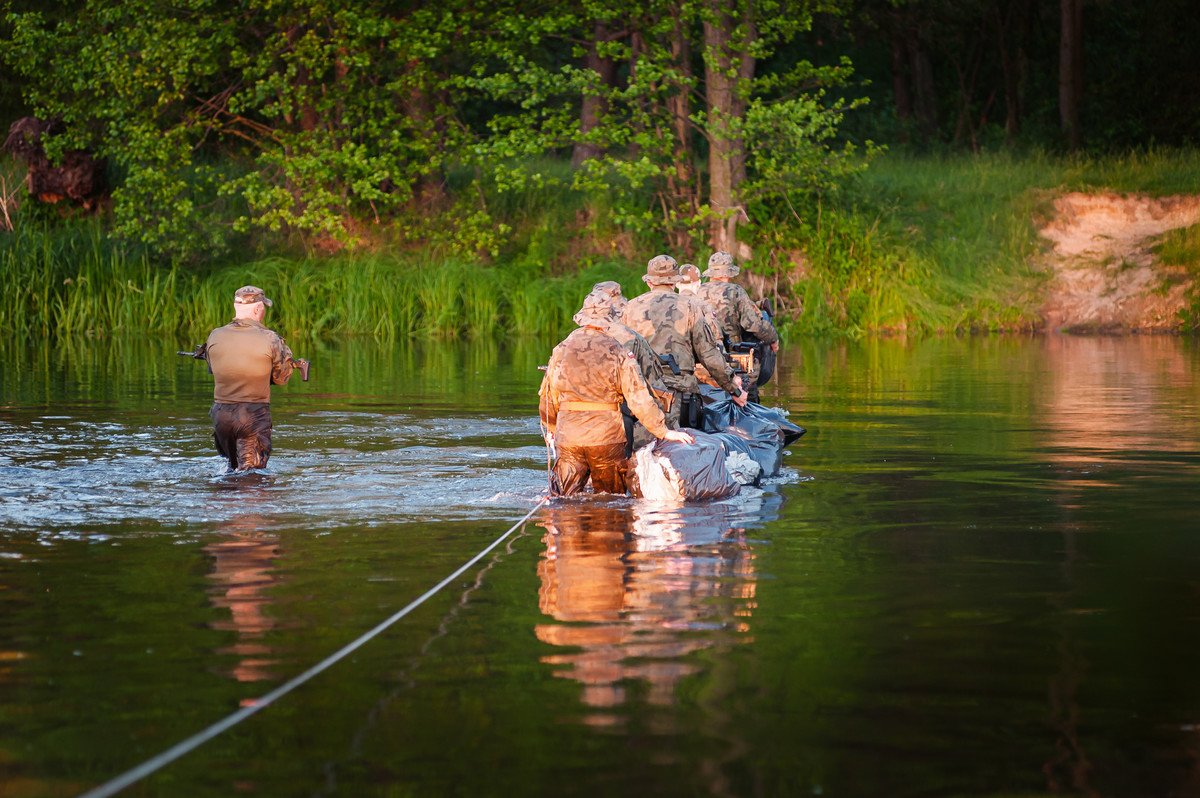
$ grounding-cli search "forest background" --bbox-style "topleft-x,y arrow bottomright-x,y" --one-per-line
2,0 -> 1199,340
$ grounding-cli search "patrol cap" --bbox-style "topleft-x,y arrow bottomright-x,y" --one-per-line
703,251 -> 739,278
642,254 -> 682,285
233,285 -> 273,307
572,292 -> 614,327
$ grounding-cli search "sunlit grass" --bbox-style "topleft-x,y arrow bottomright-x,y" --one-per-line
6,148 -> 1200,339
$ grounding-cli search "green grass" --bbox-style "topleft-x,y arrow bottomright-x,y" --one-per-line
1152,221 -> 1200,329
0,218 -> 643,341
6,148 -> 1200,339
791,147 -> 1200,333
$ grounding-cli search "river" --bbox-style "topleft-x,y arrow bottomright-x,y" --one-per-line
1,334 -> 1198,796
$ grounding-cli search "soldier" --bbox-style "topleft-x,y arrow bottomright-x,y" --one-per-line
584,284 -> 673,454
695,251 -> 780,401
539,294 -> 694,496
204,286 -> 302,471
591,280 -> 627,313
676,264 -> 702,296
621,255 -> 748,429
676,263 -> 726,389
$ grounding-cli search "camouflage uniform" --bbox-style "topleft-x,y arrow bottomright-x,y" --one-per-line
205,286 -> 295,471
697,252 -> 779,398
539,300 -> 670,496
585,287 -> 672,452
676,264 -> 726,389
620,255 -> 739,429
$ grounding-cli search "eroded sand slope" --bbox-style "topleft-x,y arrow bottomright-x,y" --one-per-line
1039,193 -> 1200,332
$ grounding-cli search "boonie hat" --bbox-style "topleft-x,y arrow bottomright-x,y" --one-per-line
642,254 -> 682,285
573,292 -> 614,327
677,263 -> 701,294
592,280 -> 624,299
234,285 -> 273,307
703,251 -> 739,278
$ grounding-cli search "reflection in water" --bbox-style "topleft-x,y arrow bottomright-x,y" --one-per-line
535,495 -> 773,727
204,512 -> 281,686
1037,336 -> 1199,469
1034,336 -> 1197,796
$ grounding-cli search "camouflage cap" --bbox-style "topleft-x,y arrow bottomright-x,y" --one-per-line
676,263 -> 701,294
233,285 -> 273,307
588,286 -> 626,317
591,280 -> 624,299
702,251 -> 739,278
572,292 -> 615,327
642,254 -> 682,285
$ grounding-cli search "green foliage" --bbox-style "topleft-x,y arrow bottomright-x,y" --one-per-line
0,216 -> 645,340
1153,222 -> 1200,330
2,0 -> 467,258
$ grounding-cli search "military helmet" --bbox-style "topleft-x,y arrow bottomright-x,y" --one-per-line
703,251 -> 739,278
642,254 -> 682,285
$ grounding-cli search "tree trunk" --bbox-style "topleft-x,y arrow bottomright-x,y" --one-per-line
664,13 -> 698,251
572,21 -> 617,167
703,0 -> 755,255
1059,0 -> 1084,150
627,31 -> 645,160
889,11 -> 913,139
405,75 -> 445,207
995,0 -> 1022,141
908,18 -> 939,140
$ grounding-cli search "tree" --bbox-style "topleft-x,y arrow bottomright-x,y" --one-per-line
2,0 -> 468,257
1058,0 -> 1083,150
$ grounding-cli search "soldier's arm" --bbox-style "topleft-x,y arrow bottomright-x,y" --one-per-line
271,336 -> 295,385
691,310 -> 740,395
538,356 -> 559,434
632,336 -> 666,389
617,355 -> 668,439
737,291 -> 778,344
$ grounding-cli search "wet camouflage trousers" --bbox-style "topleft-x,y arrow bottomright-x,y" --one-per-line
211,402 -> 273,471
553,442 -> 629,496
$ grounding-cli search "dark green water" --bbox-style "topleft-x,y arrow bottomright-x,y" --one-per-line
2,335 -> 1199,797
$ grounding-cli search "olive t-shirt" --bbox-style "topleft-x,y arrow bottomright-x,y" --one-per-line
205,319 -> 294,403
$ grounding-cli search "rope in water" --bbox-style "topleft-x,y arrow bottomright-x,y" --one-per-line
80,497 -> 551,798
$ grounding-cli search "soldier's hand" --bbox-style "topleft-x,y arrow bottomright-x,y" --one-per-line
732,389 -> 750,408
770,341 -> 779,353
662,429 -> 695,445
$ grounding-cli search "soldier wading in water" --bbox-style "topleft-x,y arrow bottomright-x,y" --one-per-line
203,286 -> 304,471
694,251 -> 779,402
539,293 -> 694,496
621,255 -> 748,429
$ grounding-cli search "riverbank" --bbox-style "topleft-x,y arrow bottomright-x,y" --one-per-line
4,149 -> 1200,340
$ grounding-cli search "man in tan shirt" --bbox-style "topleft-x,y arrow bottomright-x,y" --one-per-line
204,285 -> 300,471
539,294 -> 694,496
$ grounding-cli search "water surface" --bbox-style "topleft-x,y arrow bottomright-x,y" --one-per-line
2,334 -> 1199,796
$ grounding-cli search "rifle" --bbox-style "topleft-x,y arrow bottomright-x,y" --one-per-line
722,334 -> 755,382
177,343 -> 310,381
658,353 -> 682,376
